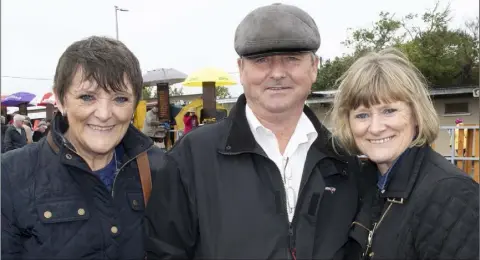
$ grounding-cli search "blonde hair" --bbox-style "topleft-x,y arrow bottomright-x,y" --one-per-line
330,48 -> 439,155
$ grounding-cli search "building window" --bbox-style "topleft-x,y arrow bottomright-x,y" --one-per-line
444,102 -> 469,115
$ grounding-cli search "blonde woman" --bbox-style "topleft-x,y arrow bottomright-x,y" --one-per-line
330,48 -> 479,259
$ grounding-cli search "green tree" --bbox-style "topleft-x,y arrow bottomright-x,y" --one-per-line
150,85 -> 185,98
313,1 -> 479,89
216,86 -> 231,99
142,86 -> 153,100
170,86 -> 184,96
342,11 -> 404,53
313,56 -> 355,90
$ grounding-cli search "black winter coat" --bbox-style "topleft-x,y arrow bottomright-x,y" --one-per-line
1,124 -> 9,153
349,145 -> 479,260
3,125 -> 27,152
145,94 -> 363,260
2,113 -> 166,259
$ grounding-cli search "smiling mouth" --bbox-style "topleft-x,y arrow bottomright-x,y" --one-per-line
369,136 -> 394,144
88,124 -> 115,131
266,87 -> 291,91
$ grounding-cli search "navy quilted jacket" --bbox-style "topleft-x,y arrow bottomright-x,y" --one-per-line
350,146 -> 479,260
1,114 -> 166,259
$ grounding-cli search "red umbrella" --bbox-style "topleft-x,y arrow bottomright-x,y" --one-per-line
37,92 -> 56,107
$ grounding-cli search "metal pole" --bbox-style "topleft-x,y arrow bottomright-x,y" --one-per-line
115,6 -> 119,40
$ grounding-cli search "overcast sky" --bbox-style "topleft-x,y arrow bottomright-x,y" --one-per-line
1,0 -> 478,100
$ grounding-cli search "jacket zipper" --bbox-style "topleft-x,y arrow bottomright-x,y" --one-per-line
111,145 -> 154,198
221,150 -> 315,259
288,156 -> 349,260
364,202 -> 393,259
282,157 -> 295,260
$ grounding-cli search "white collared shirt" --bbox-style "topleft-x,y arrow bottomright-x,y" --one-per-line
245,104 -> 318,222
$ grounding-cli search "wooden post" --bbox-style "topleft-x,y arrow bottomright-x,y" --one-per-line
465,129 -> 474,176
45,104 -> 54,121
474,129 -> 480,183
156,82 -> 170,122
456,129 -> 465,171
156,82 -> 170,149
202,82 -> 216,122
18,103 -> 27,116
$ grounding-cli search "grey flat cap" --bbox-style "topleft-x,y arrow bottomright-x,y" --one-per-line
234,3 -> 320,57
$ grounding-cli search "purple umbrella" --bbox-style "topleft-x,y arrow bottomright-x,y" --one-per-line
1,92 -> 36,107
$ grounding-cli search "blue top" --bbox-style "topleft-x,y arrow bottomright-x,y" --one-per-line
377,149 -> 408,191
92,145 -> 124,191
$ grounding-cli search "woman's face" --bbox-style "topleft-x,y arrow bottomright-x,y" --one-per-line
349,101 -> 417,174
58,70 -> 135,156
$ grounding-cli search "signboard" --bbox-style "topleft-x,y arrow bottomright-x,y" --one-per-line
473,88 -> 479,98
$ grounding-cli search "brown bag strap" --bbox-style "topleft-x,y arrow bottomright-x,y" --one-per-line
46,133 -> 60,153
136,152 -> 152,206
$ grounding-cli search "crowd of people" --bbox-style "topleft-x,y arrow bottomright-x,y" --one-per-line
1,3 -> 478,260
1,114 -> 49,153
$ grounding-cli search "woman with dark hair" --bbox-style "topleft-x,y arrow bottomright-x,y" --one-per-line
2,36 -> 166,259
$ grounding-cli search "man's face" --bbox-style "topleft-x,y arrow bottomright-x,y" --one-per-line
238,52 -> 318,114
14,120 -> 23,128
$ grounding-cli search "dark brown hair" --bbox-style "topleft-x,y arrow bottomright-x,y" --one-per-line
53,36 -> 143,106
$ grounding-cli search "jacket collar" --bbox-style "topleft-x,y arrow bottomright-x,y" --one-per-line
48,112 -> 153,162
9,125 -> 25,134
366,145 -> 429,200
219,94 -> 348,162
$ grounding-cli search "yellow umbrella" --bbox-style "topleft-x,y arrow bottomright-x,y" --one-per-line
182,68 -> 237,123
182,67 -> 237,87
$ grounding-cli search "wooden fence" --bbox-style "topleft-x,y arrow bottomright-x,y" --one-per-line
432,125 -> 479,182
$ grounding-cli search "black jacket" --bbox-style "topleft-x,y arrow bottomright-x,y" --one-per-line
145,94 -> 362,259
1,124 -> 8,153
350,145 -> 479,260
3,125 -> 27,152
32,130 -> 47,142
2,113 -> 166,259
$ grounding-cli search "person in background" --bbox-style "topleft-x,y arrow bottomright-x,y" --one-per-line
44,118 -> 52,136
142,107 -> 167,149
6,114 -> 13,125
145,3 -> 362,259
183,107 -> 199,134
3,114 -> 27,152
143,107 -> 160,139
2,36 -> 166,259
1,116 -> 8,153
330,48 -> 478,259
450,118 -> 468,156
22,118 -> 33,144
32,120 -> 48,142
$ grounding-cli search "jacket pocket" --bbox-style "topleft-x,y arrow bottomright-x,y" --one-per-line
36,198 -> 90,224
127,192 -> 145,211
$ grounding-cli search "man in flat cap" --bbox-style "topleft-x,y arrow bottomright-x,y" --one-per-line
145,3 -> 363,259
